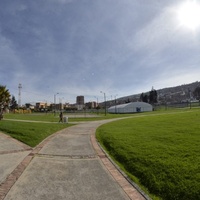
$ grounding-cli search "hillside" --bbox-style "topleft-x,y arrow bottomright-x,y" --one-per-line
114,81 -> 200,105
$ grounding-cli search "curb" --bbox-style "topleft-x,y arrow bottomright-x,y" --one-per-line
91,134 -> 150,200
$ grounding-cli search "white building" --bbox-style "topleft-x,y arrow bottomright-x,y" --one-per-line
108,102 -> 153,114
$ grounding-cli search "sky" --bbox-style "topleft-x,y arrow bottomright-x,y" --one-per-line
1,0 -> 200,104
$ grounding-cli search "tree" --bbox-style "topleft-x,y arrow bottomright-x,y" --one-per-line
140,92 -> 149,103
193,86 -> 200,100
140,93 -> 144,101
143,94 -> 149,103
10,95 -> 18,111
149,88 -> 158,104
0,85 -> 11,119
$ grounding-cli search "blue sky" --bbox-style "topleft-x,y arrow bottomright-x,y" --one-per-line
1,0 -> 200,104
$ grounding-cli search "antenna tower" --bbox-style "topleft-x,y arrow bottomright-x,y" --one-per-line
18,83 -> 22,107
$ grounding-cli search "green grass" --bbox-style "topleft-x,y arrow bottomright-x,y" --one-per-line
1,109 -> 200,199
3,112 -> 149,122
1,112 -> 139,148
4,108 -> 193,122
4,113 -> 64,122
0,120 -> 73,147
96,110 -> 200,200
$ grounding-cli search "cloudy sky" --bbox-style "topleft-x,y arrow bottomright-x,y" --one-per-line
1,0 -> 200,104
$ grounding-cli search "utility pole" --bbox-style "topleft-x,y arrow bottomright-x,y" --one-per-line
100,91 -> 106,116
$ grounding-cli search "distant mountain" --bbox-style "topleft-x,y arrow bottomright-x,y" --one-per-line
113,81 -> 200,105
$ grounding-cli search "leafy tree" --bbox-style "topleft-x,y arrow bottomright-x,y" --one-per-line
193,86 -> 200,100
149,88 -> 157,104
140,93 -> 144,101
10,95 -> 18,111
140,88 -> 157,104
0,85 -> 11,119
143,94 -> 149,103
140,92 -> 149,103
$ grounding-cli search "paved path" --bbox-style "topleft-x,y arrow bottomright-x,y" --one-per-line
0,120 -> 147,200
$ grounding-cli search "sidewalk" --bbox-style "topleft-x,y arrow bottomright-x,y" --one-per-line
0,120 -> 147,200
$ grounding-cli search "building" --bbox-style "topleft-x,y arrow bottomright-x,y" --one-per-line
76,96 -> 84,104
108,102 -> 153,114
55,103 -> 64,111
35,102 -> 48,111
76,96 -> 84,110
85,101 -> 98,109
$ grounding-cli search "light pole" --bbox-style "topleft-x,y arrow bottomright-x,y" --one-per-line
100,91 -> 106,116
114,94 -> 118,114
94,96 -> 99,114
59,97 -> 64,111
94,96 -> 99,106
54,92 -> 59,115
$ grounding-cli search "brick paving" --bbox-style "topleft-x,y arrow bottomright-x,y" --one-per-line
91,134 -> 147,200
0,128 -> 68,200
0,155 -> 33,200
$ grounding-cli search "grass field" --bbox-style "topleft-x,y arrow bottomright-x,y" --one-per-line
96,110 -> 200,200
0,111 -> 134,147
0,120 -> 73,147
3,112 -> 148,122
1,109 -> 200,199
3,112 -> 115,122
3,112 -> 69,122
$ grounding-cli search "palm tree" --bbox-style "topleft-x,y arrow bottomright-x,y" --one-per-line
0,85 -> 11,119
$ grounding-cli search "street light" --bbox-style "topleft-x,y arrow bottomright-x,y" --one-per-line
114,94 -> 118,114
54,92 -> 59,115
100,91 -> 106,116
94,96 -> 99,114
94,96 -> 99,106
59,97 -> 64,111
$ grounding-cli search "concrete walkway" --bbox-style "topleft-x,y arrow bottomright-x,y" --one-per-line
0,120 -> 147,200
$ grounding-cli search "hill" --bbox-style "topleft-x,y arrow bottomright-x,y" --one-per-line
113,81 -> 200,105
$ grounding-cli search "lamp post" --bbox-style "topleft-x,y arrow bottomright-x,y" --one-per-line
59,97 -> 64,111
54,92 -> 59,115
94,96 -> 99,114
94,96 -> 99,107
114,94 -> 118,114
100,91 -> 106,116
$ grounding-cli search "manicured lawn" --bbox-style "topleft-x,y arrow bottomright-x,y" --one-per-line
3,108 -> 191,122
3,113 -> 65,122
96,110 -> 200,200
3,112 -> 143,122
0,120 -> 73,147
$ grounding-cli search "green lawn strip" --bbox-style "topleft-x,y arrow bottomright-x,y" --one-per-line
3,112 -> 144,122
4,112 -> 136,121
4,113 -> 61,122
0,120 -> 74,147
4,108 -> 193,122
96,110 -> 200,200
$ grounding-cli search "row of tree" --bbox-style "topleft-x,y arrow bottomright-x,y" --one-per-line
140,88 -> 158,104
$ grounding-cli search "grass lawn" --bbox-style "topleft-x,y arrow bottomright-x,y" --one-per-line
1,112 -> 139,148
3,108 -> 191,122
0,120 -> 74,147
96,110 -> 200,200
3,112 -> 143,122
3,112 -> 66,122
